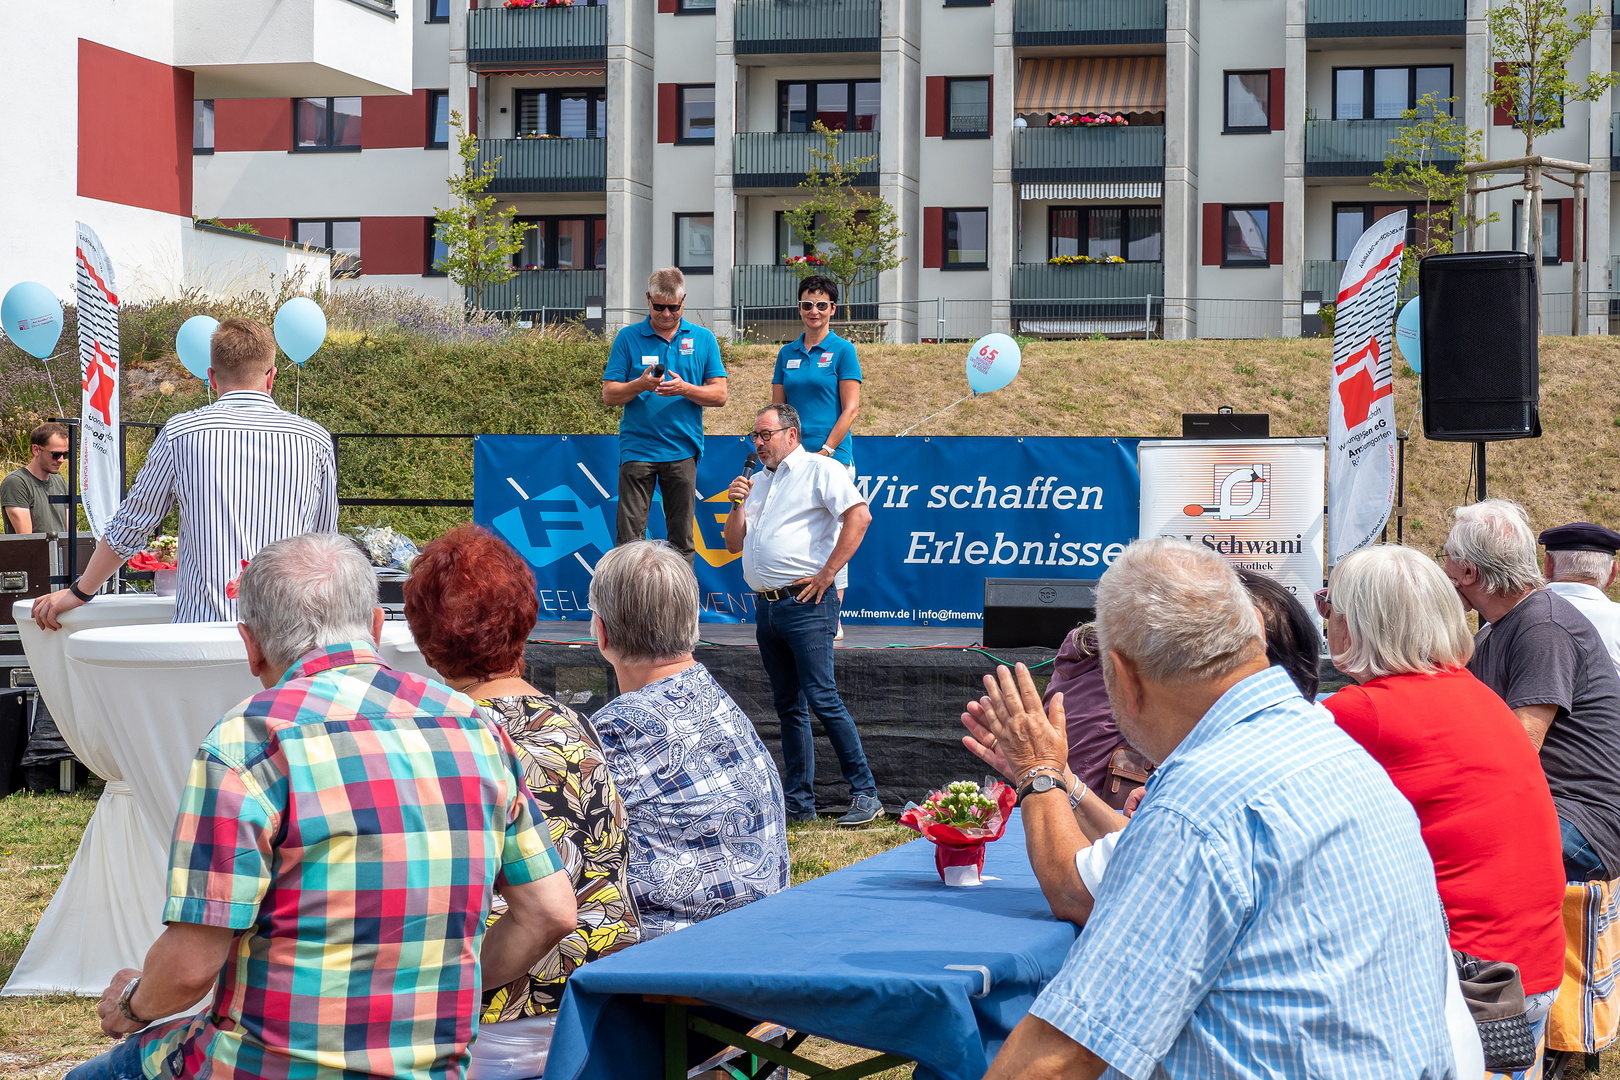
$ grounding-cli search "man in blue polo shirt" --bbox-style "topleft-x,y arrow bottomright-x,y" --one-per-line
603,268 -> 728,567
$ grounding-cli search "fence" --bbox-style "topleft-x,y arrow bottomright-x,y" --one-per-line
466,4 -> 608,63
1011,126 -> 1166,184
1305,0 -> 1464,34
475,138 -> 607,194
1012,0 -> 1168,44
734,0 -> 881,53
733,131 -> 880,187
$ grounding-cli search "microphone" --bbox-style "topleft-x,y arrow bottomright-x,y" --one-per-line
734,450 -> 761,504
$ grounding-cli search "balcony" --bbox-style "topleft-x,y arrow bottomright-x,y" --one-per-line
475,138 -> 606,194
467,4 -> 608,65
733,131 -> 880,189
1009,262 -> 1164,322
1305,118 -> 1459,177
1012,126 -> 1164,184
1305,259 -> 1416,301
1306,0 -> 1464,38
733,265 -> 878,321
735,0 -> 881,56
174,0 -> 413,97
1013,0 -> 1167,47
480,270 -> 606,317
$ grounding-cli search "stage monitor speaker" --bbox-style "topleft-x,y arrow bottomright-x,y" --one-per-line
1183,411 -> 1270,439
1418,251 -> 1540,441
983,578 -> 1098,650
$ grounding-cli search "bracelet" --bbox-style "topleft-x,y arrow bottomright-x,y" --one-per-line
1067,773 -> 1089,809
68,581 -> 94,604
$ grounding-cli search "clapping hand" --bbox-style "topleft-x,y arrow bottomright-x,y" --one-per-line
655,371 -> 689,396
961,664 -> 1069,783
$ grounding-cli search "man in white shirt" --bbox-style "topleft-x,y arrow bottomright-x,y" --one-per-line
1540,521 -> 1620,673
724,404 -> 880,826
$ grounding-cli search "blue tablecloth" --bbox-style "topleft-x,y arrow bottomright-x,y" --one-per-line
545,812 -> 1078,1080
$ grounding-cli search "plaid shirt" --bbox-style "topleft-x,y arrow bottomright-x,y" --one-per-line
138,642 -> 561,1080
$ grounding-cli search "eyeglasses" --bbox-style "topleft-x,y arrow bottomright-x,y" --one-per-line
1434,544 -> 1455,565
649,300 -> 684,313
750,427 -> 788,443
799,300 -> 833,313
47,451 -> 68,461
1313,589 -> 1332,619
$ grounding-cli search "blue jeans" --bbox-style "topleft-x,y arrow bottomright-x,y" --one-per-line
1561,817 -> 1608,882
755,591 -> 876,813
66,1032 -> 144,1080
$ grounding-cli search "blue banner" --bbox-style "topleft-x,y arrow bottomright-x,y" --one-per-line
474,435 -> 1140,626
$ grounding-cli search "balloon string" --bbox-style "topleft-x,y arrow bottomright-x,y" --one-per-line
295,366 -> 301,416
898,394 -> 973,438
41,355 -> 66,418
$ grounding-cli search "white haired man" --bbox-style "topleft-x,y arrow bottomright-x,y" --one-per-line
1443,500 -> 1620,883
1540,521 -> 1620,674
974,538 -> 1453,1079
602,267 -> 728,568
69,532 -> 577,1080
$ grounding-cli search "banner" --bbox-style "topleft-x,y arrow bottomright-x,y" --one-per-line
1328,211 -> 1404,564
474,435 -> 1140,625
1138,438 -> 1326,604
75,223 -> 121,538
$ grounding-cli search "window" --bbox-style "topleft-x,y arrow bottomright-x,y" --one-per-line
779,80 -> 881,133
428,91 -> 450,148
427,0 -> 449,22
677,0 -> 716,10
678,86 -> 715,143
675,214 -> 715,274
515,89 -> 605,138
944,0 -> 994,6
513,216 -> 608,270
1509,67 -> 1564,129
193,99 -> 215,154
946,78 -> 990,138
1333,202 -> 1451,262
295,220 -> 362,277
943,209 -> 988,270
1049,206 -> 1163,262
295,97 -> 362,151
1333,67 -> 1451,120
1222,206 -> 1269,267
1511,200 -> 1561,263
427,222 -> 449,277
1224,72 -> 1270,133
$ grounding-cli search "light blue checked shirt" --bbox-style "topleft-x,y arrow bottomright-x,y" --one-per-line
1031,666 -> 1455,1080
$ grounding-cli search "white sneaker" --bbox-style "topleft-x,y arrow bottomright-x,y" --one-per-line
834,623 -> 844,641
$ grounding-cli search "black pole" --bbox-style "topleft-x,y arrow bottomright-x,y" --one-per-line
1395,433 -> 1407,544
65,419 -> 78,584
1474,441 -> 1487,502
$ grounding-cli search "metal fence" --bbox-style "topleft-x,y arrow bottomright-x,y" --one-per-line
734,0 -> 881,54
1305,0 -> 1464,35
481,269 -> 606,318
1012,0 -> 1168,44
1305,118 -> 1459,177
1011,126 -> 1166,184
733,130 -> 880,187
466,3 -> 608,63
475,138 -> 607,194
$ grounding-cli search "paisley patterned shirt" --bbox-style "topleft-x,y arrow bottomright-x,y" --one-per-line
589,663 -> 789,939
476,694 -> 641,1019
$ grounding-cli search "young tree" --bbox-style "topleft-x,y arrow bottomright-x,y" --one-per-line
782,123 -> 905,323
432,111 -> 533,313
1373,95 -> 1493,286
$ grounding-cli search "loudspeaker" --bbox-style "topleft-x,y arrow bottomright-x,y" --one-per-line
1419,251 -> 1540,441
1183,411 -> 1270,439
983,578 -> 1098,650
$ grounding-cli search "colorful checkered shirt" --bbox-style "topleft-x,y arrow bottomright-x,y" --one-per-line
138,642 -> 562,1080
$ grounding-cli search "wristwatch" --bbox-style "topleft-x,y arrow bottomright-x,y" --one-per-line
1018,772 -> 1064,804
117,975 -> 147,1026
68,580 -> 94,603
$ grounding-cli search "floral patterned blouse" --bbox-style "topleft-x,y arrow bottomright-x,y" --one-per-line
476,693 -> 641,1020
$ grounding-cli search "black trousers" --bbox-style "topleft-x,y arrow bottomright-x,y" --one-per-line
616,457 -> 698,566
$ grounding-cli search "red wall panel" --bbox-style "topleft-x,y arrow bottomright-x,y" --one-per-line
657,84 -> 678,143
77,39 -> 193,217
925,76 -> 946,138
1269,69 -> 1284,131
1202,203 -> 1222,266
923,207 -> 944,268
215,99 -> 294,153
658,0 -> 678,11
1268,201 -> 1283,265
363,89 -> 430,149
1558,199 -> 1573,263
1492,64 -> 1514,127
361,217 -> 429,275
222,218 -> 293,242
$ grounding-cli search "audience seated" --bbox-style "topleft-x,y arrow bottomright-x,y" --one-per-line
1320,545 -> 1565,1023
975,538 -> 1453,1079
67,533 -> 576,1080
587,540 -> 789,939
404,525 -> 640,1080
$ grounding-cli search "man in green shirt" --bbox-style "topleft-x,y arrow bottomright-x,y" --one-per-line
2,423 -> 70,534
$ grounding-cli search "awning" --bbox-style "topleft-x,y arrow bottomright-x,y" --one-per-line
1016,57 -> 1166,115
479,64 -> 607,78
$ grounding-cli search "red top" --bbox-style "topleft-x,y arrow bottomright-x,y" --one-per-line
1325,666 -> 1566,994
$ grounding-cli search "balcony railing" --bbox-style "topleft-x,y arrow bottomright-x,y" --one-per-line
735,0 -> 881,55
1306,0 -> 1464,37
1612,113 -> 1620,171
467,4 -> 607,64
733,265 -> 879,320
1305,118 -> 1459,177
1009,261 -> 1165,320
1013,0 -> 1167,46
733,131 -> 880,188
1012,126 -> 1165,184
1305,258 -> 1416,301
475,138 -> 606,193
479,270 -> 606,317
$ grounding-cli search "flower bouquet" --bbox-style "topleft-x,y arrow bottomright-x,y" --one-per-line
131,535 -> 179,595
900,779 -> 1016,886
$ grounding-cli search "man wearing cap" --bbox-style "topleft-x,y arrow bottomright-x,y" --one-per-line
1542,522 -> 1620,674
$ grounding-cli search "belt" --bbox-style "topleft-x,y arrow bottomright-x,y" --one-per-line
757,586 -> 798,602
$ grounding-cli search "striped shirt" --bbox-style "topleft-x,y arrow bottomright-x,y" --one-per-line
1031,666 -> 1454,1080
103,391 -> 337,623
139,642 -> 562,1080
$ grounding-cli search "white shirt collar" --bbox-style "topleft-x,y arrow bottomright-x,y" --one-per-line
1548,581 -> 1611,602
769,445 -> 809,472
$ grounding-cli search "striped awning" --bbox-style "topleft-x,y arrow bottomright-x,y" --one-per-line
479,64 -> 607,78
1016,57 -> 1166,115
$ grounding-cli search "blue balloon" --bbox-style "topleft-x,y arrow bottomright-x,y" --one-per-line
1394,297 -> 1421,374
175,315 -> 219,381
1,282 -> 64,360
966,333 -> 1021,395
273,297 -> 327,365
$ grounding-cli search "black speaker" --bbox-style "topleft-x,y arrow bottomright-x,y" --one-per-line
1419,251 -> 1540,441
982,578 -> 1098,650
1182,411 -> 1270,438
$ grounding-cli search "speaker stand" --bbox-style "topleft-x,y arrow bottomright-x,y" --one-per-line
1474,441 -> 1488,502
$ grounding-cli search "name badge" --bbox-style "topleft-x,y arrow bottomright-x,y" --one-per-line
640,355 -> 659,367
786,357 -> 803,369
680,337 -> 694,354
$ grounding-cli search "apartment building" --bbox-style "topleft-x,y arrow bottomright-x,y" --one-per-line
190,0 -> 1616,340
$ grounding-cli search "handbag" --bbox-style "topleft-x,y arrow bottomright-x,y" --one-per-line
1101,745 -> 1154,812
1452,949 -> 1538,1072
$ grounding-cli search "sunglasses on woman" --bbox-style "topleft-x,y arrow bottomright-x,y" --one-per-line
1313,589 -> 1332,619
798,301 -> 833,313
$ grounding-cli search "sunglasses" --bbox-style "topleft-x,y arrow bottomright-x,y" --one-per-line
649,300 -> 684,313
47,451 -> 68,461
750,427 -> 788,443
1313,589 -> 1332,619
799,301 -> 833,313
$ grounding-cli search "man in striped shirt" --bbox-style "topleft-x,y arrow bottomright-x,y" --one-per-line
32,318 -> 337,626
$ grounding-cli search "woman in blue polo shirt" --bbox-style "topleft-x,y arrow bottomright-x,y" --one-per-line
771,274 -> 861,472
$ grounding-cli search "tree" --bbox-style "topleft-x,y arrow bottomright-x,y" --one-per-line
781,123 -> 905,323
1373,95 -> 1493,286
432,110 -> 533,313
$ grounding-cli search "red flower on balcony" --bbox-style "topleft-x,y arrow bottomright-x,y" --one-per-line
785,254 -> 824,266
505,0 -> 572,6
